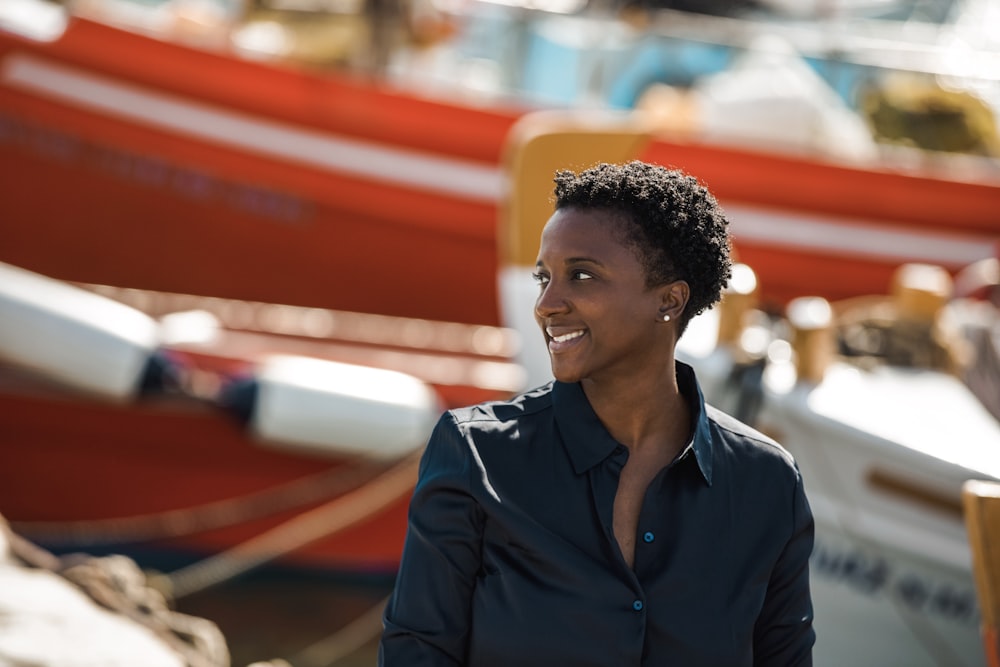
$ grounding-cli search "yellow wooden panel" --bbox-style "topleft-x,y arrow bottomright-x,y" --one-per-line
499,110 -> 653,268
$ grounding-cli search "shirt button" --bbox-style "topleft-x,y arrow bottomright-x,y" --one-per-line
643,531 -> 655,543
632,600 -> 644,611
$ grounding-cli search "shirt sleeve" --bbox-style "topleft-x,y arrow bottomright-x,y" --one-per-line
379,412 -> 485,667
753,467 -> 816,666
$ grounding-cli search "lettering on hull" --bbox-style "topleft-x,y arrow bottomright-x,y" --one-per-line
811,539 -> 979,628
0,113 -> 312,224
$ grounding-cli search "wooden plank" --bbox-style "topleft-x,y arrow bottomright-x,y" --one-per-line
962,478 -> 1000,667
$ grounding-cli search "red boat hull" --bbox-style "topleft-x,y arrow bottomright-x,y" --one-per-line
2,18 -> 998,324
0,17 -> 521,325
0,283 -> 522,574
0,387 -> 413,573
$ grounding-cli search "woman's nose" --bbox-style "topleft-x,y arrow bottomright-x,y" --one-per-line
534,280 -> 568,319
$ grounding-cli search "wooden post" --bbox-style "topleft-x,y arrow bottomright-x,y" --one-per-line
786,296 -> 834,384
891,262 -> 952,323
962,478 -> 1000,667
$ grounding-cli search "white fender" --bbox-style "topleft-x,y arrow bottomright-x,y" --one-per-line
0,262 -> 159,400
250,354 -> 441,460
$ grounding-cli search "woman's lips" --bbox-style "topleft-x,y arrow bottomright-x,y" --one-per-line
547,328 -> 586,353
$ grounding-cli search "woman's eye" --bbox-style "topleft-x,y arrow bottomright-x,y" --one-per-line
572,271 -> 593,281
531,272 -> 550,286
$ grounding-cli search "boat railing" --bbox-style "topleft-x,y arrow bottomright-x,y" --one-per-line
636,7 -> 1000,83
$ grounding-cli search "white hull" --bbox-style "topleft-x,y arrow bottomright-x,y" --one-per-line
674,307 -> 997,666
810,524 -> 981,667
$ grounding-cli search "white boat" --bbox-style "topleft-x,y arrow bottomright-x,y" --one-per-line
759,356 -> 995,666
685,266 -> 999,666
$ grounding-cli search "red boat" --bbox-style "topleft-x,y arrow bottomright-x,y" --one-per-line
1,1 -> 999,583
1,7 -> 998,327
0,261 -> 524,581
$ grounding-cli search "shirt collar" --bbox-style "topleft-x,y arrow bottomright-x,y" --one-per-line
552,361 -> 714,485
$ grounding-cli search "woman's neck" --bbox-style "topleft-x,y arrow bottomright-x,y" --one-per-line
581,360 -> 690,456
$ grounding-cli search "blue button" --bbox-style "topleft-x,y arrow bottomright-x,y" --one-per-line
643,531 -> 655,543
632,600 -> 643,611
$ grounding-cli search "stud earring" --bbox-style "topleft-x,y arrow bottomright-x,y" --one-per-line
662,314 -> 671,322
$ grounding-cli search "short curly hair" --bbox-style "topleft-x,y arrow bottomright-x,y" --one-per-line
553,161 -> 732,331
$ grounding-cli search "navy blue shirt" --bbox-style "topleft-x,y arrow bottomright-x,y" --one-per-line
380,362 -> 814,666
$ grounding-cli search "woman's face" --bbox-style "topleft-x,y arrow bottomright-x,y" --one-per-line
533,207 -> 670,384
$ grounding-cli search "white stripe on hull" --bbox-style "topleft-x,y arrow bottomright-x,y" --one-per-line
1,53 -> 506,203
726,204 -> 996,267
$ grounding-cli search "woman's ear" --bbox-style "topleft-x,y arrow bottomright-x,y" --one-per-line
658,280 -> 690,323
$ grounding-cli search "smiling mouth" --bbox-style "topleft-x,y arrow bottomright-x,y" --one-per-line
551,330 -> 584,343
547,328 -> 586,352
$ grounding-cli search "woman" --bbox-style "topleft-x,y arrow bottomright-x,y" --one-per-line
379,161 -> 815,666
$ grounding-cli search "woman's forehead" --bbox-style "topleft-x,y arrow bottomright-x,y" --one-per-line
542,207 -> 631,239
538,209 -> 641,264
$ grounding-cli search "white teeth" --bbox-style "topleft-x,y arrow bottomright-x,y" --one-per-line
551,330 -> 584,343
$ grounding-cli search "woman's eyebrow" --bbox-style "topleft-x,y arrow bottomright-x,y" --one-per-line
565,257 -> 604,267
535,256 -> 605,268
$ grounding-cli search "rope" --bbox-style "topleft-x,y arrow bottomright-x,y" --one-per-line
2,515 -> 230,667
291,594 -> 392,667
11,460 -> 389,546
166,450 -> 421,599
59,554 -> 231,667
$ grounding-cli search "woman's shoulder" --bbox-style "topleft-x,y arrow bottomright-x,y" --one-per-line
447,382 -> 556,429
420,383 -> 559,476
704,403 -> 798,471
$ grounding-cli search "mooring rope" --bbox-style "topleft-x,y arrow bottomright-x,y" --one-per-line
2,445 -> 419,667
11,460 -> 391,546
292,593 -> 392,667
166,450 -> 421,600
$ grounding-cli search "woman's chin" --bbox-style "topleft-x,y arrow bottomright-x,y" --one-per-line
550,363 -> 584,385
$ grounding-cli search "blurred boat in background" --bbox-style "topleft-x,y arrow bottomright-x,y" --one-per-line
0,0 -> 519,325
1,0 -> 998,326
0,260 -> 523,582
0,256 -> 524,662
661,260 -> 1000,667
